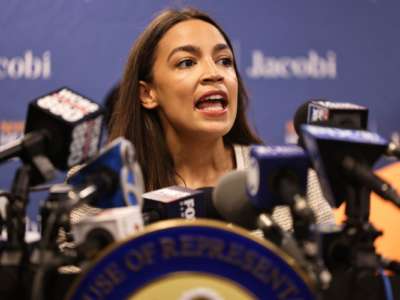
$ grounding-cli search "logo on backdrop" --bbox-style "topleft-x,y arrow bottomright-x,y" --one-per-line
0,120 -> 24,146
246,49 -> 337,79
0,50 -> 51,80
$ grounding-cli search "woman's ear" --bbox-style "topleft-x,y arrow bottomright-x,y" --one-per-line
139,81 -> 158,109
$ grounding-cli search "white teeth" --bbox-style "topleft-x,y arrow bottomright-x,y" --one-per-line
204,95 -> 224,101
202,103 -> 224,111
195,93 -> 226,111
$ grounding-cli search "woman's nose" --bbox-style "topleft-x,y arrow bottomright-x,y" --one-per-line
200,60 -> 224,83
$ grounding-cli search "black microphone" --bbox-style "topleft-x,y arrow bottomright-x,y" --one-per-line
342,156 -> 400,208
212,170 -> 311,268
142,186 -> 206,224
0,87 -> 104,185
247,145 -> 316,233
212,170 -> 260,230
301,125 -> 395,209
214,145 -> 316,237
293,100 -> 368,146
213,169 -> 331,289
294,100 -> 400,161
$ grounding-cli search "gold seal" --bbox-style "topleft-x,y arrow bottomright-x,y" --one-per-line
129,272 -> 256,300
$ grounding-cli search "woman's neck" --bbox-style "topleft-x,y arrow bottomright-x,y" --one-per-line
167,135 -> 235,189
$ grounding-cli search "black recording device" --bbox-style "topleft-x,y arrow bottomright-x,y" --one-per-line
142,185 -> 206,224
0,88 -> 104,300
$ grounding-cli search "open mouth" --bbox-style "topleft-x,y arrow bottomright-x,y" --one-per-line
195,93 -> 228,112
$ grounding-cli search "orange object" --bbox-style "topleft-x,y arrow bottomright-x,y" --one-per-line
334,161 -> 400,260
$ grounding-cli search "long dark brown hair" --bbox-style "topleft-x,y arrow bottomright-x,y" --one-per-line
109,8 -> 262,191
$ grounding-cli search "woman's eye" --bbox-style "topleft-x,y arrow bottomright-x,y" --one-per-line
177,59 -> 196,68
218,57 -> 233,67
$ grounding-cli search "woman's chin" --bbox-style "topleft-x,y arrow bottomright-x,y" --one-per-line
190,124 -> 233,140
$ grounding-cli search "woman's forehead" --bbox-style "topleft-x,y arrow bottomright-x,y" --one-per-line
156,19 -> 229,57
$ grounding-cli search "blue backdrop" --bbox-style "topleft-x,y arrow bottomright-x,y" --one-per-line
1,0 -> 399,217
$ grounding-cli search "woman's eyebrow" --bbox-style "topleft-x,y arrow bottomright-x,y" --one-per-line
167,45 -> 200,61
213,43 -> 230,54
167,43 -> 230,61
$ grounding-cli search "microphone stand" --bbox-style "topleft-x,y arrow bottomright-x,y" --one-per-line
0,139 -> 56,300
322,156 -> 400,300
32,183 -> 80,300
6,165 -> 31,256
0,165 -> 32,300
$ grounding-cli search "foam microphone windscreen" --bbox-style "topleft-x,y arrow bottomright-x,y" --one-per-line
212,170 -> 259,230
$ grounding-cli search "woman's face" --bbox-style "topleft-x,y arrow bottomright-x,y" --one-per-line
141,19 -> 238,141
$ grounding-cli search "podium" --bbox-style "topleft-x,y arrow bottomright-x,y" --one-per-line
67,219 -> 315,300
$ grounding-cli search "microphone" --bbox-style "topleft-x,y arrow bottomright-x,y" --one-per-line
0,87 -> 104,185
213,145 -> 315,242
294,100 -> 368,147
142,186 -> 206,224
342,156 -> 400,208
249,145 -> 328,266
301,124 -> 398,208
248,146 -> 310,207
212,169 -> 313,271
294,100 -> 368,133
71,206 -> 143,259
212,170 -> 259,230
294,99 -> 400,161
248,145 -> 311,212
67,137 -> 144,208
213,165 -> 331,289
213,145 -> 315,234
65,138 -> 144,260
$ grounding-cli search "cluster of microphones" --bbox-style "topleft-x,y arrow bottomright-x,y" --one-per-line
0,88 -> 399,299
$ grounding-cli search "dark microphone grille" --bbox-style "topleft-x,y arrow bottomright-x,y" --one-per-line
212,170 -> 259,230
